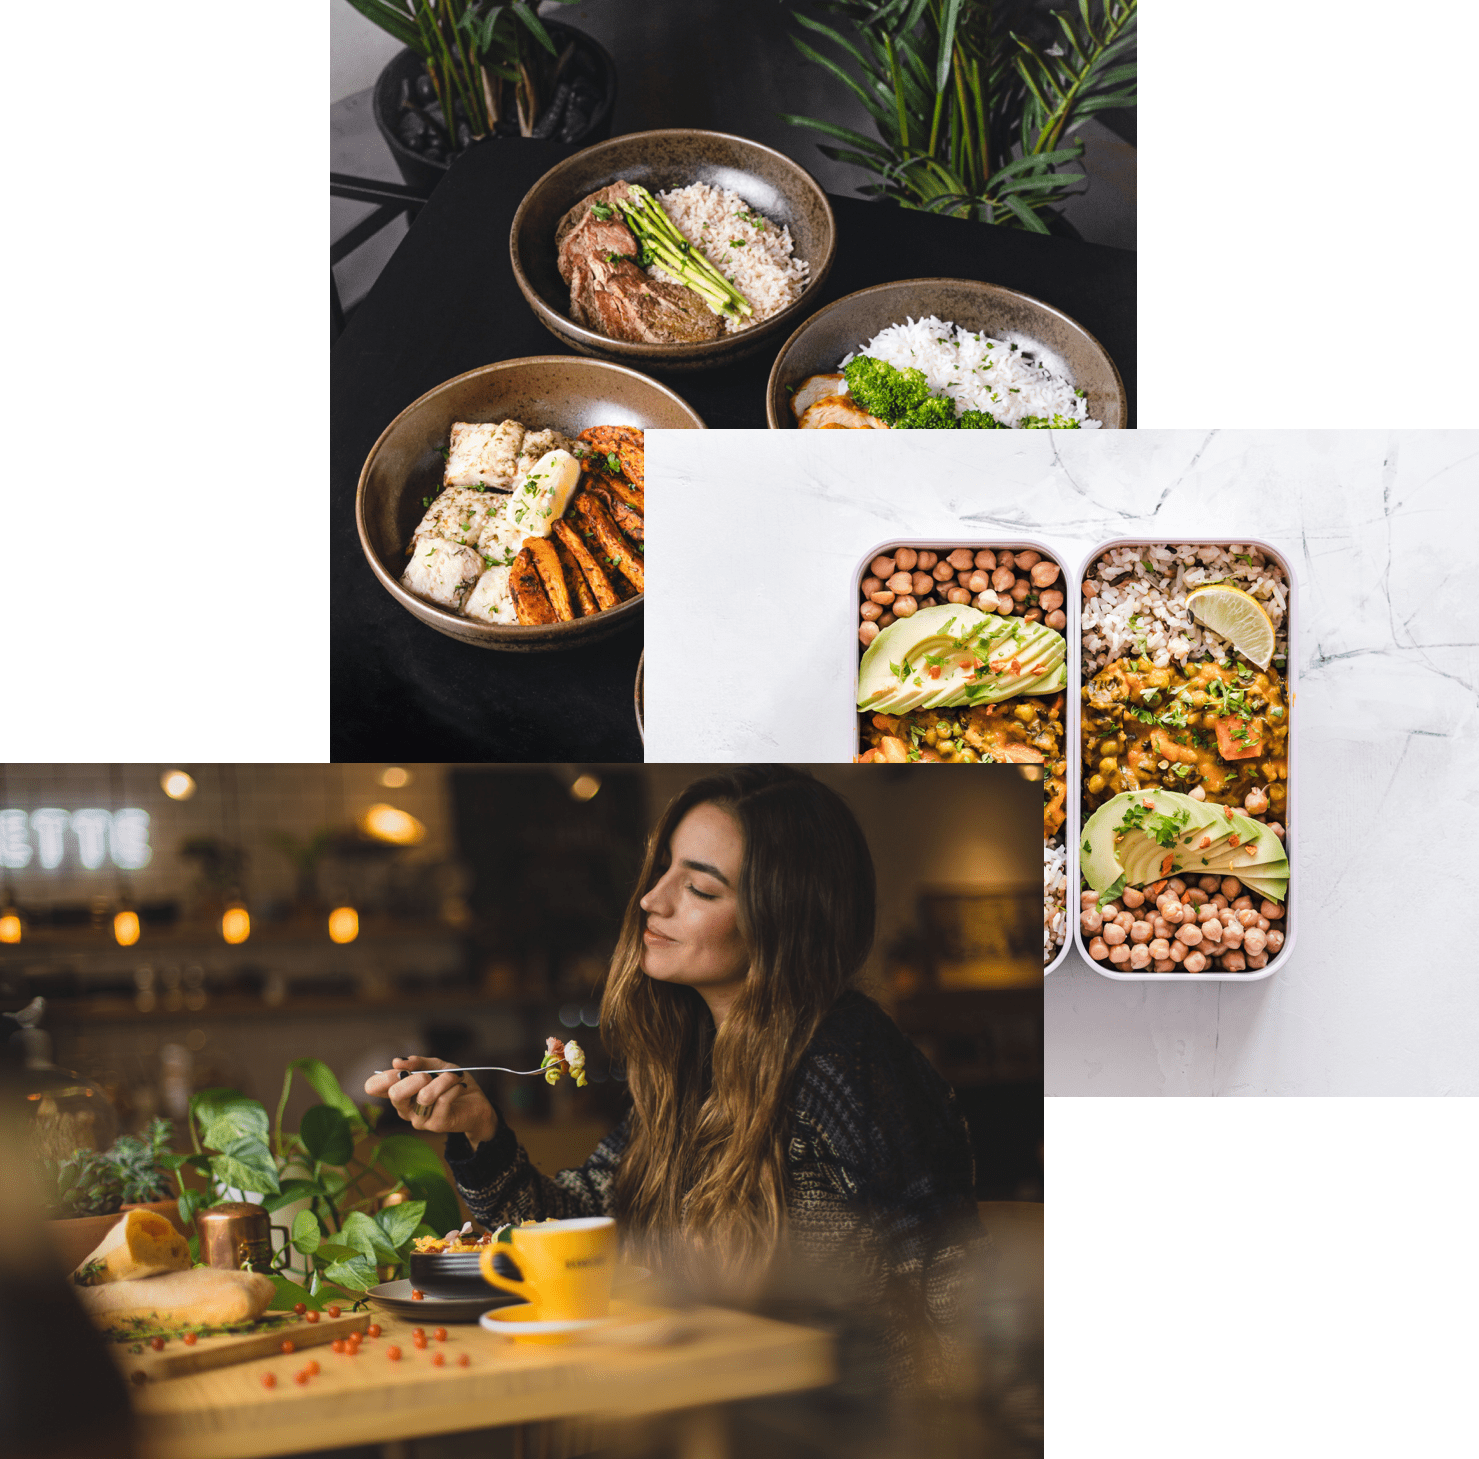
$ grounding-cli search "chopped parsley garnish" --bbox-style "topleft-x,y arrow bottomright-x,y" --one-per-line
590,201 -> 615,221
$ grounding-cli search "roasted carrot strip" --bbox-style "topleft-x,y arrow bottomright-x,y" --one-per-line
509,549 -> 557,625
573,492 -> 643,595
525,538 -> 573,622
553,519 -> 619,611
555,539 -> 597,617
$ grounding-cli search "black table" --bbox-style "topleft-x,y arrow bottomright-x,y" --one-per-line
332,140 -> 1135,761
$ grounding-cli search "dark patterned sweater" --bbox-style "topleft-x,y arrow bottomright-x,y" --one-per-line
445,991 -> 983,1382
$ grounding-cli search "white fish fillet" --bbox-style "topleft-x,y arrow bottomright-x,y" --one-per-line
463,566 -> 517,624
402,537 -> 483,610
412,487 -> 503,547
445,420 -> 525,490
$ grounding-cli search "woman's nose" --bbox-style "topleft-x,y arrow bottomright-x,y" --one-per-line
640,870 -> 672,914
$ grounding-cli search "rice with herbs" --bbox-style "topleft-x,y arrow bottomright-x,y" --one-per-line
1081,544 -> 1289,676
1044,838 -> 1068,964
840,316 -> 1099,428
647,183 -> 808,334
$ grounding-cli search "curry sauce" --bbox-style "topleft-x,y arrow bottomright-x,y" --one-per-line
1081,658 -> 1288,813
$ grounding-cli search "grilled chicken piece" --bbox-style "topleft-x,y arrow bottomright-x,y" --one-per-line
594,485 -> 644,543
445,420 -> 525,489
578,425 -> 645,491
556,539 -> 598,617
798,395 -> 889,429
572,492 -> 643,594
401,538 -> 484,611
509,549 -> 558,625
790,373 -> 847,420
526,538 -> 574,622
553,519 -> 619,611
411,487 -> 503,548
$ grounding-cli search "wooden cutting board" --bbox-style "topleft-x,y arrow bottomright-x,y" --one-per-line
111,1309 -> 370,1383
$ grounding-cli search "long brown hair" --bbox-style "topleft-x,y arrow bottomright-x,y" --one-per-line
600,766 -> 876,1287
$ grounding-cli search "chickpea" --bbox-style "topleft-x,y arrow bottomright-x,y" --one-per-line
894,547 -> 918,571
1182,951 -> 1208,974
1259,900 -> 1284,921
893,595 -> 918,618
1152,918 -> 1173,940
1112,912 -> 1132,933
947,587 -> 972,604
997,551 -> 1015,569
1081,909 -> 1104,934
1087,773 -> 1106,794
1236,909 -> 1258,929
1011,579 -> 1032,603
991,566 -> 1015,592
972,591 -> 995,612
1175,924 -> 1203,947
885,573 -> 911,596
1101,923 -> 1126,946
910,572 -> 933,597
1218,907 -> 1238,928
1232,895 -> 1253,911
1080,891 -> 1099,908
974,550 -> 995,570
1129,920 -> 1153,944
1197,875 -> 1220,894
1220,949 -> 1247,972
1201,919 -> 1222,944
1129,944 -> 1151,969
1245,950 -> 1268,969
869,589 -> 895,606
1153,959 -> 1177,973
1168,940 -> 1187,963
1082,579 -> 1099,597
1161,901 -> 1185,925
916,550 -> 937,570
1098,756 -> 1117,776
947,548 -> 974,571
1030,560 -> 1060,588
967,570 -> 990,594
1243,927 -> 1267,956
1121,887 -> 1145,909
1267,822 -> 1286,840
860,602 -> 882,622
1167,878 -> 1187,896
1099,903 -> 1120,919
1025,608 -> 1044,623
860,576 -> 882,597
1014,549 -> 1040,569
878,611 -> 895,628
1197,903 -> 1219,924
1220,878 -> 1242,900
1244,787 -> 1269,816
1265,929 -> 1285,954
928,561 -> 951,584
1211,894 -> 1228,910
859,622 -> 879,646
1186,888 -> 1209,906
870,555 -> 895,578
993,593 -> 1015,615
1088,936 -> 1109,960
1255,916 -> 1270,931
1108,943 -> 1130,964
955,569 -> 974,587
1039,589 -> 1065,612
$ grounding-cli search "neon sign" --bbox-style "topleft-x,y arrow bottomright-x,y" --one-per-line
0,809 -> 152,871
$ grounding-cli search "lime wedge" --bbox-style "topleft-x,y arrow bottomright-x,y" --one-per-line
1184,584 -> 1276,669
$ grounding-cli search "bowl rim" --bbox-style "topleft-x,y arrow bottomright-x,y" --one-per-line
763,276 -> 1128,428
509,127 -> 838,359
355,354 -> 700,641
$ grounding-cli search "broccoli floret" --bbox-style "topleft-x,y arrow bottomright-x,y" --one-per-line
1018,413 -> 1082,429
896,395 -> 960,430
957,409 -> 1005,429
843,356 -> 933,424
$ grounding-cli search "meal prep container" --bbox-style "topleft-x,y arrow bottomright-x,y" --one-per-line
357,356 -> 701,652
1071,538 -> 1298,983
849,536 -> 1077,977
510,129 -> 837,372
767,279 -> 1128,429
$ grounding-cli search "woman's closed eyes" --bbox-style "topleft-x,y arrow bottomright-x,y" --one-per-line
686,883 -> 718,901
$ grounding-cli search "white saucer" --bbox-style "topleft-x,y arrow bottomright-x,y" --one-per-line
479,1306 -> 614,1338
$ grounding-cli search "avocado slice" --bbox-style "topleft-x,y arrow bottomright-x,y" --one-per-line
1080,790 -> 1221,895
1235,866 -> 1290,902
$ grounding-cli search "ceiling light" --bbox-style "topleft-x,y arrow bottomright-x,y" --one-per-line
570,774 -> 601,802
221,903 -> 251,945
379,767 -> 411,789
0,911 -> 21,944
161,770 -> 196,800
327,906 -> 359,944
359,804 -> 425,845
113,910 -> 140,947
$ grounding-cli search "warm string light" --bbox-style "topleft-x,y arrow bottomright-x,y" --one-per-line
161,770 -> 196,800
359,804 -> 425,845
327,906 -> 359,944
0,911 -> 21,944
570,774 -> 601,802
113,910 -> 140,946
221,904 -> 251,945
378,767 -> 411,788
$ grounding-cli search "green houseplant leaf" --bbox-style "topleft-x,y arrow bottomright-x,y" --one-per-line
340,1211 -> 399,1266
374,1200 -> 428,1252
374,1136 -> 462,1236
322,1254 -> 380,1293
299,1105 -> 355,1167
290,1209 -> 322,1256
210,1137 -> 281,1196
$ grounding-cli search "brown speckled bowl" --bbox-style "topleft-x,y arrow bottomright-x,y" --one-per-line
356,356 -> 703,652
511,129 -> 836,372
765,279 -> 1127,429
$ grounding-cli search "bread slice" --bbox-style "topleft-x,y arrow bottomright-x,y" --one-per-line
76,1266 -> 275,1332
73,1208 -> 191,1286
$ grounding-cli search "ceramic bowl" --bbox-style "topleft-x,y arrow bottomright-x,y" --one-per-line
356,356 -> 702,652
510,129 -> 836,372
764,278 -> 1127,429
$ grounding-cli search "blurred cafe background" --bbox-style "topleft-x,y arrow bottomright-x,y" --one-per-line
1,762 -> 1042,1458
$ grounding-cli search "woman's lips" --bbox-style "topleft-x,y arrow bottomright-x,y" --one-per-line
642,924 -> 676,945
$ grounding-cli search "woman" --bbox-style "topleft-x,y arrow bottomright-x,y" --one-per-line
365,766 -> 981,1378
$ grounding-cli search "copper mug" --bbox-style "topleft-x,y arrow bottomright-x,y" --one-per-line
198,1201 -> 289,1273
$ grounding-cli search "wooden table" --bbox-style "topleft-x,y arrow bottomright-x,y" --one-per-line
130,1305 -> 833,1459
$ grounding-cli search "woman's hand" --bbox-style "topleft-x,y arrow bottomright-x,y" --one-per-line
363,1057 -> 497,1146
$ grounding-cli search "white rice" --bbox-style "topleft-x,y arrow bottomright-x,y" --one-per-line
1081,544 -> 1289,675
648,183 -> 809,334
840,316 -> 1099,428
1044,838 -> 1068,964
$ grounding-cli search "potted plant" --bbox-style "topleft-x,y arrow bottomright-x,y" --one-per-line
781,0 -> 1136,234
344,1 -> 619,194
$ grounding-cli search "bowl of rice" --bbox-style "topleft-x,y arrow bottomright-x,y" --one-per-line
511,129 -> 835,372
765,279 -> 1126,429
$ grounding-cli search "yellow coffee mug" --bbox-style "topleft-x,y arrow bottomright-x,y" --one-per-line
479,1217 -> 617,1321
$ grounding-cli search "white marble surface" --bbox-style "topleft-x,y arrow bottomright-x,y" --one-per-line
645,429 -> 1479,1095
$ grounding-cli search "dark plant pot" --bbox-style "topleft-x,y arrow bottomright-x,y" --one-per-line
373,25 -> 618,196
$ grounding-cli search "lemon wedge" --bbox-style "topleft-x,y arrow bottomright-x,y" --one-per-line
1184,584 -> 1276,668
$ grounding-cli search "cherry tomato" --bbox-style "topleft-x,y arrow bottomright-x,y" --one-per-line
366,1324 -> 381,1337
281,1340 -> 296,1355
306,1360 -> 320,1376
431,1351 -> 445,1367
305,1310 -> 320,1324
457,1353 -> 470,1367
294,1370 -> 310,1386
261,1373 -> 277,1389
183,1332 -> 198,1346
411,1327 -> 424,1340
327,1304 -> 341,1318
387,1345 -> 402,1361
412,1289 -> 424,1300
331,1340 -> 346,1354
434,1327 -> 447,1342
150,1337 -> 165,1351
293,1303 -> 306,1316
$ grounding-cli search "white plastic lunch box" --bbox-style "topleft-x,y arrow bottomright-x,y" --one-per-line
1069,537 -> 1298,983
849,536 -> 1077,977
